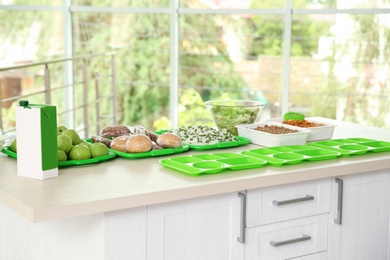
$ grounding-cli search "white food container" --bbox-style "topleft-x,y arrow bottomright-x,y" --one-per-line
236,122 -> 311,147
266,117 -> 336,141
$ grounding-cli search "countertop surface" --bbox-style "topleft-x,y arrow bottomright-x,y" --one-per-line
1,118 -> 389,223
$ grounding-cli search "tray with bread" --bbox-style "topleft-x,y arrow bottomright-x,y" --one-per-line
90,125 -> 190,159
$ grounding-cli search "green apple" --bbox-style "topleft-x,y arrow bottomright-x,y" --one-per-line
90,142 -> 109,158
79,141 -> 91,148
63,129 -> 82,145
57,134 -> 73,153
10,139 -> 17,153
58,150 -> 67,162
69,145 -> 91,160
57,125 -> 67,136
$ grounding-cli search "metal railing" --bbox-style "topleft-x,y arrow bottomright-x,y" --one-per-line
0,52 -> 117,138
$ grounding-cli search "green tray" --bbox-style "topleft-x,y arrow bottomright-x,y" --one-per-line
159,152 -> 268,176
1,146 -> 117,168
308,138 -> 390,156
109,144 -> 190,159
241,145 -> 341,166
185,136 -> 251,151
156,130 -> 250,151
84,137 -> 190,159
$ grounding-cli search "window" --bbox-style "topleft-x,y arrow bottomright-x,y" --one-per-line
1,0 -> 389,133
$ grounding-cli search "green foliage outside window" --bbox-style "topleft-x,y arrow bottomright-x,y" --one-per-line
1,1 -> 389,131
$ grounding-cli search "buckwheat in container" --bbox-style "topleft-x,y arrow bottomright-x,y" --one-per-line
236,122 -> 311,147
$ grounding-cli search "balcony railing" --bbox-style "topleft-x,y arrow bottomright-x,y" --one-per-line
0,52 -> 118,139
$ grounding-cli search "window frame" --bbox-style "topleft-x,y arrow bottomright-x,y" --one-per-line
2,1 -> 390,128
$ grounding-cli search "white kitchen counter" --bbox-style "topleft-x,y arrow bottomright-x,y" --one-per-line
1,118 -> 389,223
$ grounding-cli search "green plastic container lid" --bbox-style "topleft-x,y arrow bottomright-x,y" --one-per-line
19,100 -> 29,106
283,112 -> 305,121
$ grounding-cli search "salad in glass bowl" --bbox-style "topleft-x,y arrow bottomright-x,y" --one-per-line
0,128 -> 14,148
205,100 -> 265,136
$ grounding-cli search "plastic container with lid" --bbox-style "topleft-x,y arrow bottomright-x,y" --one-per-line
266,117 -> 336,141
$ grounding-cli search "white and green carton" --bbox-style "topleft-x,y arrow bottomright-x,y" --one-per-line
16,100 -> 58,180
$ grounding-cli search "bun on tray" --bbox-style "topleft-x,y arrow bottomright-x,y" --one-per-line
126,134 -> 153,153
110,135 -> 130,152
156,133 -> 182,148
100,125 -> 131,138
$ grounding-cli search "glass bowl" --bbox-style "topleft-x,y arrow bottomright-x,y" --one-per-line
205,100 -> 265,135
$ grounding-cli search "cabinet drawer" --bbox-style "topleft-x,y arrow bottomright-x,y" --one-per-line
288,251 -> 327,260
247,178 -> 331,227
245,214 -> 328,260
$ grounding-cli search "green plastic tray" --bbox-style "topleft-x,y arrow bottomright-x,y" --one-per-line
159,152 -> 268,176
156,130 -> 250,151
84,137 -> 190,159
241,145 -> 341,166
185,136 -> 251,151
109,144 -> 190,159
1,146 -> 117,168
308,138 -> 390,156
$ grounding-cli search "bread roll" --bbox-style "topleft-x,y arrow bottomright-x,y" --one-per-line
134,125 -> 159,142
100,125 -> 131,138
156,133 -> 182,148
110,135 -> 130,152
151,141 -> 163,150
126,134 -> 153,153
91,135 -> 112,148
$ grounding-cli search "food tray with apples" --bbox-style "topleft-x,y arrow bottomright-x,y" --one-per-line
1,146 -> 117,168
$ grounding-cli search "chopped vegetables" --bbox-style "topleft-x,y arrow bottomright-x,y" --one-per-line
208,105 -> 261,135
166,126 -> 238,145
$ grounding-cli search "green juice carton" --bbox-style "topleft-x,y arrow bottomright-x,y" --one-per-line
15,100 -> 58,180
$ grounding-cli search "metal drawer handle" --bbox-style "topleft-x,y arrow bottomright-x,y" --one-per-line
270,234 -> 311,247
237,192 -> 246,243
272,195 -> 314,206
334,178 -> 344,225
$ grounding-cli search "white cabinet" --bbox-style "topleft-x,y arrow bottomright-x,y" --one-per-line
147,192 -> 244,260
328,169 -> 390,260
287,251 -> 327,259
104,206 -> 147,260
245,179 -> 331,260
3,169 -> 390,260
0,204 -> 104,260
246,178 -> 331,227
245,214 -> 328,260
